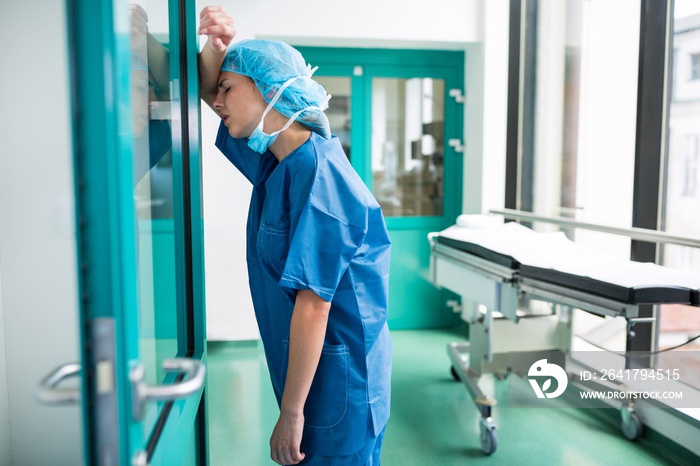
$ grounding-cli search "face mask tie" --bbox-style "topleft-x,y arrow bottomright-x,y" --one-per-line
247,75 -> 324,154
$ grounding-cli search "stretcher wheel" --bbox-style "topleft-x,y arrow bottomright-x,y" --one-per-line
621,411 -> 642,441
450,366 -> 460,381
479,418 -> 498,455
480,425 -> 497,455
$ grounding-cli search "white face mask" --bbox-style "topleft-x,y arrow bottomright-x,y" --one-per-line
247,75 -> 325,154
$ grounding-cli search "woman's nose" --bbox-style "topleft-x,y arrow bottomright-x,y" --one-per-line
213,94 -> 223,109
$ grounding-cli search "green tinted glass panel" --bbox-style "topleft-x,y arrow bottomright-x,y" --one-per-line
128,0 -> 178,432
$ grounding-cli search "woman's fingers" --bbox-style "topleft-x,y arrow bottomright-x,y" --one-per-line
197,7 -> 235,50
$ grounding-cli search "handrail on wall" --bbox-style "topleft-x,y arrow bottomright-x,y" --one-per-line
490,208 -> 700,249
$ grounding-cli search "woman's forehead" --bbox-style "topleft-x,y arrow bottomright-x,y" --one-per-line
218,71 -> 247,86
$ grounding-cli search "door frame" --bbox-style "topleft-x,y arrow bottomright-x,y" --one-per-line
67,0 -> 208,463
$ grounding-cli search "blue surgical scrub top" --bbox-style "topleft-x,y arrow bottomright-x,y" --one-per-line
215,124 -> 392,456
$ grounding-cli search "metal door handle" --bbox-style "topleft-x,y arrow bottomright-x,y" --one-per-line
130,358 -> 206,420
35,362 -> 82,405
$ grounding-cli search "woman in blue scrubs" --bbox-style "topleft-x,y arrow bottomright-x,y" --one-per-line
199,8 -> 392,466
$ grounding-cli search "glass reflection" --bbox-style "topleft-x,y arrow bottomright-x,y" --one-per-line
128,1 -> 178,418
371,77 -> 444,217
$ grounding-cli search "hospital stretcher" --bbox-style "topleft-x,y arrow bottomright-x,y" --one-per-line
428,221 -> 700,455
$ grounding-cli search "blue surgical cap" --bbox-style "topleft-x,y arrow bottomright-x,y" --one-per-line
221,39 -> 331,138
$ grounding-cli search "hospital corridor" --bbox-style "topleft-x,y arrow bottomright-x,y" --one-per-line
2,0 -> 700,465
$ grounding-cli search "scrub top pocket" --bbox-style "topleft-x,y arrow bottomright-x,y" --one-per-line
281,340 -> 350,429
304,343 -> 349,429
259,222 -> 290,276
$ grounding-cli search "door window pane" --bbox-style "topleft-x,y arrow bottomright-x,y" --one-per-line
316,77 -> 351,158
660,1 -> 700,360
371,77 -> 445,217
129,0 -> 178,422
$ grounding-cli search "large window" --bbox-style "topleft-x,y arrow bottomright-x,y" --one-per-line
513,0 -> 643,355
506,0 -> 700,391
660,0 -> 700,353
513,0 -> 641,259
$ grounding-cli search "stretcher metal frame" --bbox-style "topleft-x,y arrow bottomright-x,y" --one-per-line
429,234 -> 661,455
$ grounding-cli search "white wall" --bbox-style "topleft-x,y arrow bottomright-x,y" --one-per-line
0,0 -> 84,464
196,0 -> 497,340
207,0 -> 481,45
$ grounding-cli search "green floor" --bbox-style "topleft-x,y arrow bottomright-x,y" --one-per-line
206,328 -> 697,465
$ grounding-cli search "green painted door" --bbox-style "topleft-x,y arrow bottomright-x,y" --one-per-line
297,48 -> 464,329
68,0 -> 207,463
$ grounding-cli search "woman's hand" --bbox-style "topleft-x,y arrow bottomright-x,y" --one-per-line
270,409 -> 306,465
198,5 -> 236,109
198,5 -> 236,53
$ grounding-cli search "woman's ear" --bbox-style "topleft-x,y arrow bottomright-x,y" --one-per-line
264,107 -> 287,127
265,86 -> 279,101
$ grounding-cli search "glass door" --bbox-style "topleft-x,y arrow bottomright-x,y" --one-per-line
61,0 -> 207,463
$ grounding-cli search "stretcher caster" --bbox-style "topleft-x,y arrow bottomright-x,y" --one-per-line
450,365 -> 460,381
479,417 -> 498,455
621,406 -> 642,440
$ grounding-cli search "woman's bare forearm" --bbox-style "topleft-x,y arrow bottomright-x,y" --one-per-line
269,289 -> 330,465
198,43 -> 226,110
281,290 -> 331,415
197,6 -> 236,110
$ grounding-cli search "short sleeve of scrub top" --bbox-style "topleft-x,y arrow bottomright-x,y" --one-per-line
279,204 -> 366,302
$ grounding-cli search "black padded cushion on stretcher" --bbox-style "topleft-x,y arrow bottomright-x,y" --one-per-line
519,264 -> 693,305
435,235 -> 521,270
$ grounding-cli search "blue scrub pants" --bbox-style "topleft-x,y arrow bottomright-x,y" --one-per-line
294,424 -> 386,466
